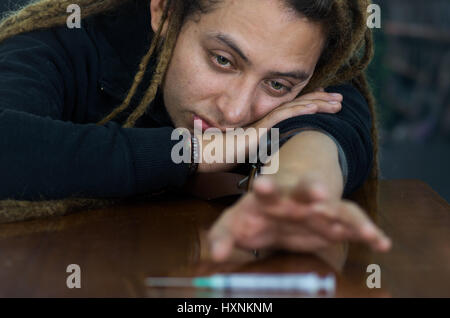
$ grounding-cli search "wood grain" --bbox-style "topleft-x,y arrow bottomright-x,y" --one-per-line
0,180 -> 448,297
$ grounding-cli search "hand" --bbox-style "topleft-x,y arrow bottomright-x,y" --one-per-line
248,88 -> 343,131
197,89 -> 343,173
207,174 -> 392,262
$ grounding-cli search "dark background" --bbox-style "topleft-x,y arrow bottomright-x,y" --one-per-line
369,0 -> 450,202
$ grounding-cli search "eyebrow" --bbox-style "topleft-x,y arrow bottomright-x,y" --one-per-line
207,32 -> 250,64
206,32 -> 311,82
266,71 -> 311,83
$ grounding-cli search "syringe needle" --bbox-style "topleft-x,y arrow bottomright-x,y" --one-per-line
145,277 -> 195,288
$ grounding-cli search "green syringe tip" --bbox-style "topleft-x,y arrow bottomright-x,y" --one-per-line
193,277 -> 212,288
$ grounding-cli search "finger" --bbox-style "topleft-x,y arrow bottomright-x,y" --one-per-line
329,222 -> 353,241
264,91 -> 344,126
278,229 -> 332,252
305,216 -> 353,242
252,176 -> 282,206
208,214 -> 236,262
276,99 -> 341,115
264,212 -> 339,252
269,103 -> 319,124
290,174 -> 330,204
339,201 -> 385,245
281,199 -> 354,242
234,216 -> 277,250
292,91 -> 343,103
353,221 -> 392,252
307,99 -> 342,114
271,213 -> 352,251
307,201 -> 367,236
277,95 -> 342,111
210,235 -> 234,262
262,196 -> 312,220
358,220 -> 392,252
313,201 -> 392,252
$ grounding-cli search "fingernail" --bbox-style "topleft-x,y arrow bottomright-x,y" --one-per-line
306,103 -> 316,108
211,240 -> 222,258
256,176 -> 271,187
330,93 -> 342,99
379,238 -> 392,251
385,238 -> 392,249
332,224 -> 343,234
328,101 -> 340,105
363,224 -> 376,237
312,183 -> 327,199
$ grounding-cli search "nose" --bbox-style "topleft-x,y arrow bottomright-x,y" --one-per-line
216,78 -> 254,127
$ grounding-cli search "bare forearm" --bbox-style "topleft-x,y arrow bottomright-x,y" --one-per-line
209,131 -> 392,263
272,130 -> 344,199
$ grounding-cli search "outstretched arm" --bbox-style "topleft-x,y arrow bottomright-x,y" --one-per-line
207,130 -> 391,262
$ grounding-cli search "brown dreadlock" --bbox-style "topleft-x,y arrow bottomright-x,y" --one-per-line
0,0 -> 379,222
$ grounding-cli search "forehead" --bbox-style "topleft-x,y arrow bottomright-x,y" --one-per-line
186,0 -> 325,68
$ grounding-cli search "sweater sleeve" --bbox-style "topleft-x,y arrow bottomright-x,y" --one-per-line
274,84 -> 374,197
0,31 -> 189,201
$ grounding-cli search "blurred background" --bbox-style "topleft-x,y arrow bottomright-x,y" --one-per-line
369,0 -> 450,202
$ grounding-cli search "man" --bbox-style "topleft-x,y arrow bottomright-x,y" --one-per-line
0,0 -> 391,260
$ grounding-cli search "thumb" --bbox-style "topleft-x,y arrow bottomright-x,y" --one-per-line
208,226 -> 235,262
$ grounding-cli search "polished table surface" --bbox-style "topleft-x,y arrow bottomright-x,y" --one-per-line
0,179 -> 449,298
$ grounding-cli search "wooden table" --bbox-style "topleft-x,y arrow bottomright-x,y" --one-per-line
0,179 -> 449,298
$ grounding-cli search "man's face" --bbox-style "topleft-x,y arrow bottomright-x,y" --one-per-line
155,0 -> 325,132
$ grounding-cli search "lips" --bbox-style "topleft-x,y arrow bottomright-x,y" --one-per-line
193,114 -> 215,132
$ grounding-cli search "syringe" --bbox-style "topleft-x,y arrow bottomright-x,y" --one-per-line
145,273 -> 335,294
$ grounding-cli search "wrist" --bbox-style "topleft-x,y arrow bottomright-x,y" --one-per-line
196,131 -> 243,173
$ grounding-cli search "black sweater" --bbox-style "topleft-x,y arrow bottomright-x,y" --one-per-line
0,0 -> 373,200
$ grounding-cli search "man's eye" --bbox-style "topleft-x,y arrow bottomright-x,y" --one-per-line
268,81 -> 291,94
214,54 -> 231,67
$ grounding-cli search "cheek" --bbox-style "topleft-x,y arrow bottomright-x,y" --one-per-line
165,48 -> 223,105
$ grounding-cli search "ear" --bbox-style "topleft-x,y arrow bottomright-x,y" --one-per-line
150,0 -> 169,35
